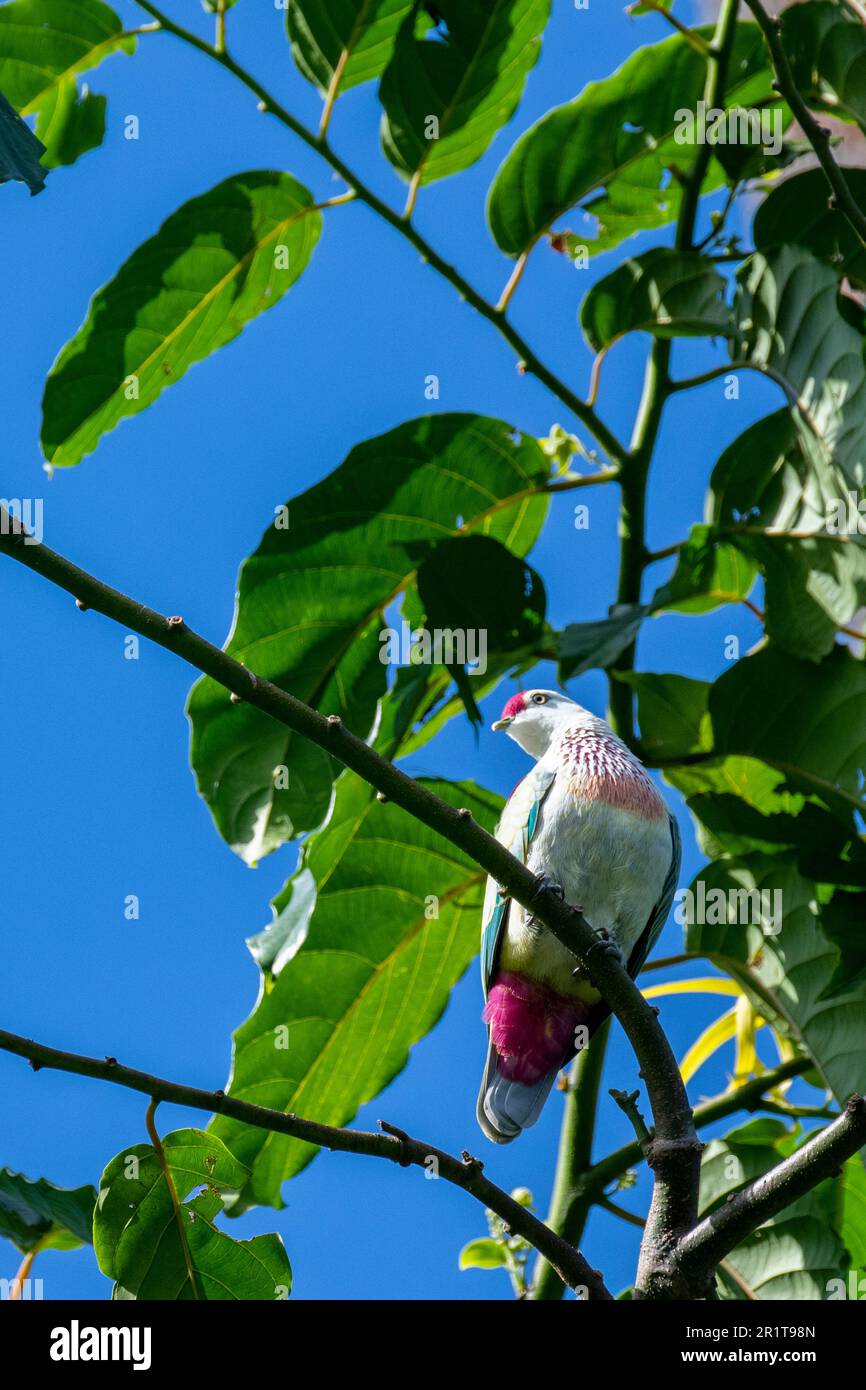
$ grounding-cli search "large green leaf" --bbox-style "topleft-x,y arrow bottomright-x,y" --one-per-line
0,0 -> 135,171
733,247 -> 866,490
188,414 -> 550,863
754,169 -> 866,291
783,0 -> 866,133
685,854 -> 866,1109
703,409 -> 866,660
702,1118 -> 848,1300
286,0 -> 415,97
410,532 -> 547,723
94,1129 -> 292,1299
0,1168 -> 95,1253
380,0 -> 549,190
580,249 -> 730,353
487,23 -> 775,257
619,670 -> 713,761
41,171 -> 322,467
211,777 -> 501,1210
709,646 -> 866,816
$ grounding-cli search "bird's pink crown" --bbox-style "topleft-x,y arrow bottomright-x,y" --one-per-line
500,693 -> 527,720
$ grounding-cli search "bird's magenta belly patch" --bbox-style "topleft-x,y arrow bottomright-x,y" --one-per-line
483,971 -> 587,1084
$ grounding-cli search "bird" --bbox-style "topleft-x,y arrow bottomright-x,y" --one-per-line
477,689 -> 680,1143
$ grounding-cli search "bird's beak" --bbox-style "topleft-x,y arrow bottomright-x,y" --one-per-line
491,717 -> 512,732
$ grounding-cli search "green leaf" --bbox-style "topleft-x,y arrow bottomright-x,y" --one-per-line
754,169 -> 866,291
94,1129 -> 292,1299
652,524 -> 757,616
41,171 -> 322,467
0,87 -> 46,192
287,0 -> 416,97
836,1155 -> 866,1275
0,1169 -> 95,1253
685,854 -> 866,1108
210,777 -> 502,1209
709,646 -> 866,815
702,1118 -> 848,1300
580,249 -> 730,353
410,533 -> 547,724
487,23 -> 775,257
705,409 -> 866,661
817,891 -> 866,999
618,670 -> 713,760
733,247 -> 866,490
187,414 -> 550,863
380,0 -> 549,191
558,604 -> 648,681
0,0 -> 135,172
783,0 -> 866,133
459,1238 -> 507,1270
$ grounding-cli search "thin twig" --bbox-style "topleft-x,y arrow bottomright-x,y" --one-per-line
0,1027 -> 610,1299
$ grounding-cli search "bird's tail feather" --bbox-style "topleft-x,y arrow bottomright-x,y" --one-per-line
476,1038 -> 559,1144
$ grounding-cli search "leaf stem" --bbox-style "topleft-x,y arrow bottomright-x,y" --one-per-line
145,1098 -> 200,1300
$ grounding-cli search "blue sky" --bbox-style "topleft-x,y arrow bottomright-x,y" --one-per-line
0,0 -> 809,1300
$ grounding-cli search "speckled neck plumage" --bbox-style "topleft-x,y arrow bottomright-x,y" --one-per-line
558,724 -> 666,820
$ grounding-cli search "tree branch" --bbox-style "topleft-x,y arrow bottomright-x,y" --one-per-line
0,509 -> 698,1279
744,0 -> 866,250
670,1093 -> 866,1290
131,0 -> 629,468
581,1056 -> 811,1200
0,1027 -> 610,1299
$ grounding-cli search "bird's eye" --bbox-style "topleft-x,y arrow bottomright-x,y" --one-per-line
531,693 -> 548,705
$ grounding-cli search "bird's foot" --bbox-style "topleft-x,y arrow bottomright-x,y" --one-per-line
584,928 -> 622,964
527,876 -> 566,932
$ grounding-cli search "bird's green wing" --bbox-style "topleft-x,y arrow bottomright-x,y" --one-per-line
626,812 -> 682,980
479,762 -> 557,997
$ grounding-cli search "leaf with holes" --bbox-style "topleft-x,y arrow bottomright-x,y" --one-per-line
0,0 -> 135,173
187,414 -> 550,863
94,1129 -> 292,1299
487,24 -> 775,257
286,0 -> 416,98
41,171 -> 322,467
580,249 -> 730,353
380,0 -> 549,192
210,778 -> 502,1210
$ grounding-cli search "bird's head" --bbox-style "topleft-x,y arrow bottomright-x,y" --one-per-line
491,689 -> 600,759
